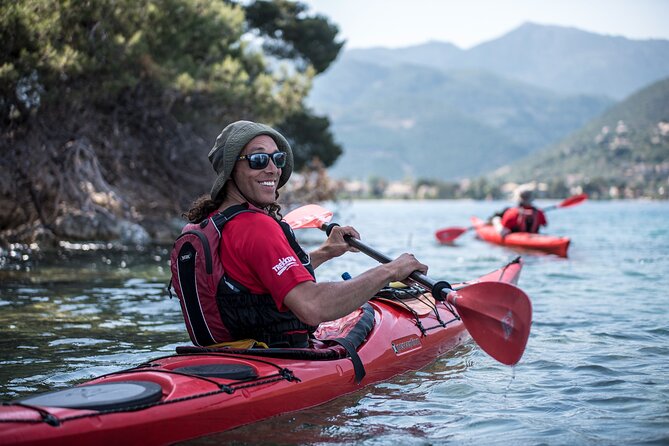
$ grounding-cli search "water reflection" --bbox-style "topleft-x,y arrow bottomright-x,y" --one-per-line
0,243 -> 187,398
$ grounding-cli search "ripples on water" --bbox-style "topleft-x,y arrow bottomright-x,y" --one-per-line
1,200 -> 668,445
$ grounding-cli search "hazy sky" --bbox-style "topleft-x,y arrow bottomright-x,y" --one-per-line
301,0 -> 669,49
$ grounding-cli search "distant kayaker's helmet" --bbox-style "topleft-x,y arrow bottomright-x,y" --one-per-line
518,189 -> 534,205
208,120 -> 294,200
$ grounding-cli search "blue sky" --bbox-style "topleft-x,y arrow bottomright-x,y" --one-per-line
302,0 -> 669,49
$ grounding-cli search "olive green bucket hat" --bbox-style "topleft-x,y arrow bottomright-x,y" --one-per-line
207,120 -> 294,200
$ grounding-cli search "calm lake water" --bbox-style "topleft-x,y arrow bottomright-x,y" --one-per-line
1,199 -> 668,445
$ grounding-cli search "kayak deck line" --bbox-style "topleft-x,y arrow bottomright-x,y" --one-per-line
0,259 -> 524,445
4,355 -> 301,426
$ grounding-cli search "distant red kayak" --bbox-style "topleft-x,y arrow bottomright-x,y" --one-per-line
470,217 -> 571,257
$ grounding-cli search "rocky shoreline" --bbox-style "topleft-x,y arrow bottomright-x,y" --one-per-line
0,154 -> 337,250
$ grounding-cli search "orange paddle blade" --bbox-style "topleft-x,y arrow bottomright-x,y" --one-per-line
447,281 -> 532,365
284,204 -> 333,229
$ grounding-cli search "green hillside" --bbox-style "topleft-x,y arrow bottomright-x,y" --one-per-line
493,77 -> 669,198
309,58 -> 612,180
310,23 -> 669,186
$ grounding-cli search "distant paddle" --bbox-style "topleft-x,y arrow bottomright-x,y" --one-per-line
434,226 -> 472,244
435,193 -> 588,244
540,193 -> 588,211
285,204 -> 532,366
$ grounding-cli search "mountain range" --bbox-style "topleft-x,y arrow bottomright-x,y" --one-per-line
307,22 -> 669,182
492,75 -> 669,194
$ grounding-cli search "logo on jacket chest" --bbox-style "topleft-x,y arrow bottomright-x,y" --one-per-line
272,256 -> 298,276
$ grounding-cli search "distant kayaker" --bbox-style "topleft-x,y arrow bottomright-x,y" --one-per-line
495,188 -> 548,235
177,120 -> 427,348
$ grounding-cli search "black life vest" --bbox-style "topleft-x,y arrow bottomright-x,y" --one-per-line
170,203 -> 316,348
217,216 -> 317,348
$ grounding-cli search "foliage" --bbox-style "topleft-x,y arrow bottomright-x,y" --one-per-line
276,108 -> 342,170
0,0 -> 344,243
243,0 -> 344,74
0,0 -> 317,124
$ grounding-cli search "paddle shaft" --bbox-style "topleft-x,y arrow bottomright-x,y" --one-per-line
323,223 -> 447,295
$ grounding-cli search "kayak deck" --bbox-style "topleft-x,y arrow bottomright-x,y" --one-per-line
0,260 -> 523,445
471,217 -> 571,257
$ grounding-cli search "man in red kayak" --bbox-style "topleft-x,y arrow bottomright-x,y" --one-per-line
175,120 -> 427,348
498,189 -> 548,235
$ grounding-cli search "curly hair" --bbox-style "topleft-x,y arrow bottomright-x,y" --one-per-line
184,190 -> 283,223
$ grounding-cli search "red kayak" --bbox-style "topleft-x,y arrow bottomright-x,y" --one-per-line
0,260 -> 524,446
471,217 -> 571,257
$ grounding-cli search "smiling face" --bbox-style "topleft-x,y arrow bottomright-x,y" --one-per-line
228,135 -> 282,208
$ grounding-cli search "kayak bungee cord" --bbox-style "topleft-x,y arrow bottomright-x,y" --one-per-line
376,285 -> 457,334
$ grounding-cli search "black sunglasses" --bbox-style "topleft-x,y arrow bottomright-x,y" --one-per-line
238,152 -> 287,170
